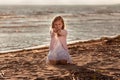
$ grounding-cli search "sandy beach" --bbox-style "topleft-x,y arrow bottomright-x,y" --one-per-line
0,35 -> 119,80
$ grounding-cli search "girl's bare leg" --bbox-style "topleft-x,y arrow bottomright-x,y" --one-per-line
49,60 -> 57,65
59,60 -> 67,65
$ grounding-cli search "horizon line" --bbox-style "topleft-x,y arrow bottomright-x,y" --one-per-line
0,3 -> 120,6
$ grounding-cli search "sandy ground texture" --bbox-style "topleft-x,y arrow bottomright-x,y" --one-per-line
0,35 -> 120,80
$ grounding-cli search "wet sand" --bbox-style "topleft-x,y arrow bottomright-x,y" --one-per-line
0,35 -> 120,80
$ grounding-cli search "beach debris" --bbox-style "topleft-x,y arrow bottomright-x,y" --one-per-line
0,70 -> 4,78
34,77 -> 44,80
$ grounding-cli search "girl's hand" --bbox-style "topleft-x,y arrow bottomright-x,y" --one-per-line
57,29 -> 61,33
53,28 -> 57,33
54,28 -> 61,36
52,27 -> 62,36
53,27 -> 59,33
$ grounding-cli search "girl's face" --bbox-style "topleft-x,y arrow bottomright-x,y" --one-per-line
54,20 -> 63,30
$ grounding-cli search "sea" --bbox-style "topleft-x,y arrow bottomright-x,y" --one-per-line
0,5 -> 120,52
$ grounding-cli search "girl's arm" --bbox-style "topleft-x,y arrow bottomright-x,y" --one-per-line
50,29 -> 56,38
57,29 -> 68,51
49,29 -> 56,51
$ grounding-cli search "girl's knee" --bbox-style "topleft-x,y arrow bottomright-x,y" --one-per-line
60,60 -> 67,65
49,60 -> 57,65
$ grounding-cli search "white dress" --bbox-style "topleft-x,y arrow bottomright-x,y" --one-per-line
46,37 -> 72,64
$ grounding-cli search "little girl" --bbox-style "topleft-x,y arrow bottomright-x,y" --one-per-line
46,16 -> 72,65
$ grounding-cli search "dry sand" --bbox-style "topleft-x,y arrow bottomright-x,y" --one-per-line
0,35 -> 120,80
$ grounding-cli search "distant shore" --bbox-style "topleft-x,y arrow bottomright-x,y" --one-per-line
0,35 -> 120,80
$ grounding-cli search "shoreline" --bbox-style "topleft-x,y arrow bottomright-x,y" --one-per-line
0,35 -> 119,54
0,40 -> 81,54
